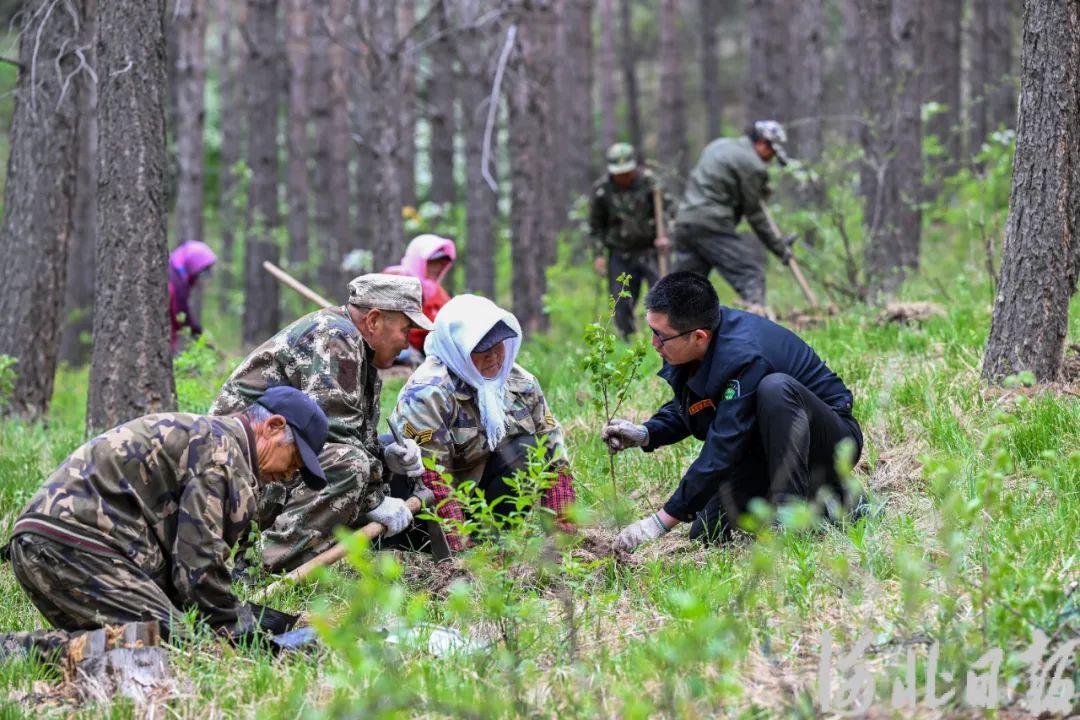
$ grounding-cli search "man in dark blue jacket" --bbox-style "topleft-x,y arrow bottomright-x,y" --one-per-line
603,272 -> 863,552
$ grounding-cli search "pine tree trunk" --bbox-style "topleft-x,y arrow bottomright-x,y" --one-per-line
59,0 -> 98,368
399,0 -> 417,210
788,0 -> 823,161
174,0 -> 208,245
746,0 -> 788,124
361,0 -> 406,271
285,0 -> 310,278
427,4 -> 457,207
842,0 -> 862,144
658,0 -> 687,182
215,0 -> 245,313
922,0 -> 962,175
969,0 -> 1018,153
0,0 -> 84,419
982,0 -> 1080,383
618,0 -> 642,153
508,0 -> 556,335
699,0 -> 722,140
241,0 -> 282,345
597,0 -> 617,149
88,0 -> 176,431
556,0 -> 594,202
312,0 -> 351,295
450,0 -> 498,297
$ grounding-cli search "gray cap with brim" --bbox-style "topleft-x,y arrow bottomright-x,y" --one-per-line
347,273 -> 434,331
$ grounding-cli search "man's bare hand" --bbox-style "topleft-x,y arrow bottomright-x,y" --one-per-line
593,256 -> 607,276
654,235 -> 673,252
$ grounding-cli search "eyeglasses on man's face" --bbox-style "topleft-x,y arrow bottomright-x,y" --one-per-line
649,325 -> 701,347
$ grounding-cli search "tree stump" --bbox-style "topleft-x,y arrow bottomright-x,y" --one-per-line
64,622 -> 174,704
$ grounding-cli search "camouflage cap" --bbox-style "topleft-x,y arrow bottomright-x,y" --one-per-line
753,120 -> 789,165
347,273 -> 434,330
606,142 -> 637,174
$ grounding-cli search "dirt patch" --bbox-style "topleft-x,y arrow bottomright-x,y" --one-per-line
1060,343 -> 1080,383
570,527 -> 641,566
876,301 -> 946,325
402,556 -> 473,598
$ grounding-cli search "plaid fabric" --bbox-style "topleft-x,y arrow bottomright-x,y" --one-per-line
541,470 -> 577,532
421,470 -> 470,552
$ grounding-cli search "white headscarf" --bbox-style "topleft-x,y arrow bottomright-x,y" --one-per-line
424,294 -> 522,450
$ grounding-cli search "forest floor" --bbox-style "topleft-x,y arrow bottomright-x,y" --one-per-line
0,237 -> 1078,718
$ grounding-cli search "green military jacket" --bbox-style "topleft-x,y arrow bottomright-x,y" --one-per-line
209,306 -> 386,512
13,413 -> 260,625
589,169 -> 676,255
676,136 -> 786,258
389,357 -> 568,480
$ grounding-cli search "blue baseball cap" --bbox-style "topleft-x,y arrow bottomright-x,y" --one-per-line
255,386 -> 329,490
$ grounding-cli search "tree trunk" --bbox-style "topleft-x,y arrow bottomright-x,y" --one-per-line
597,0 -> 617,149
745,0 -> 788,125
556,0 -> 594,203
658,0 -> 687,181
310,0 -> 351,295
360,0 -> 406,271
969,0 -> 1018,153
858,0 -> 923,298
788,0 -> 824,161
215,0 -> 245,313
842,0 -> 863,144
618,0 -> 642,153
174,0 -> 208,245
398,0 -> 417,210
699,0 -> 722,140
427,3 -> 457,206
241,0 -> 282,345
88,0 -> 176,431
922,0 -> 962,174
508,0 -> 556,335
59,0 -> 98,368
0,0 -> 84,419
982,0 -> 1079,383
285,0 -> 310,278
449,0 -> 499,297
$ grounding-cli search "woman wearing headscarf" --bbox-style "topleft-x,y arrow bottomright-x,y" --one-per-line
168,240 -> 217,351
383,233 -> 457,355
388,295 -> 576,550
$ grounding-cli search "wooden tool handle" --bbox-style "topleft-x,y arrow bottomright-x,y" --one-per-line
787,257 -> 820,309
653,188 -> 671,276
254,496 -> 423,601
262,261 -> 335,308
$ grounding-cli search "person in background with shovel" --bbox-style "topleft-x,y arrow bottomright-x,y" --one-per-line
210,274 -> 435,574
3,386 -> 328,644
389,295 -> 577,550
590,142 -> 676,340
673,120 -> 796,309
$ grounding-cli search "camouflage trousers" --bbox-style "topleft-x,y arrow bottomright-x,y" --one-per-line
607,250 -> 660,339
258,441 -> 383,573
8,534 -> 187,638
673,224 -> 766,305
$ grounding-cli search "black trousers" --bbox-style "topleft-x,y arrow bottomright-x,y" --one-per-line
689,373 -> 864,543
607,250 -> 660,339
672,224 -> 767,305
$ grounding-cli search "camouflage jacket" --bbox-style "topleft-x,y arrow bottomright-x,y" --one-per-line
209,306 -> 386,512
12,413 -> 260,626
675,136 -> 786,258
589,169 -> 676,255
389,358 -> 568,480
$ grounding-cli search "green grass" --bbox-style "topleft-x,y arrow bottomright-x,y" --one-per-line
1,184 -> 1079,715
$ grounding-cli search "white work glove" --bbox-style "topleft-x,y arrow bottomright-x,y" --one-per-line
384,439 -> 423,477
601,419 -> 649,452
365,496 -> 413,537
615,513 -> 670,552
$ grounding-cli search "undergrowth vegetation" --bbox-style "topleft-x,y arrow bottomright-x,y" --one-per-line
0,137 -> 1077,717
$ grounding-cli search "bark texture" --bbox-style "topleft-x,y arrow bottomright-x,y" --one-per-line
0,0 -> 84,418
787,0 -> 823,160
556,0 -> 595,203
657,0 -> 688,180
922,0 -> 962,174
427,3 -> 457,206
88,0 -> 176,431
745,0 -> 788,124
215,0 -> 245,312
285,0 -> 310,277
969,0 -> 1017,152
983,0 -> 1080,383
173,0 -> 208,244
618,0 -> 642,152
398,0 -> 417,210
241,0 -> 282,345
699,0 -> 722,140
597,0 -> 617,149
